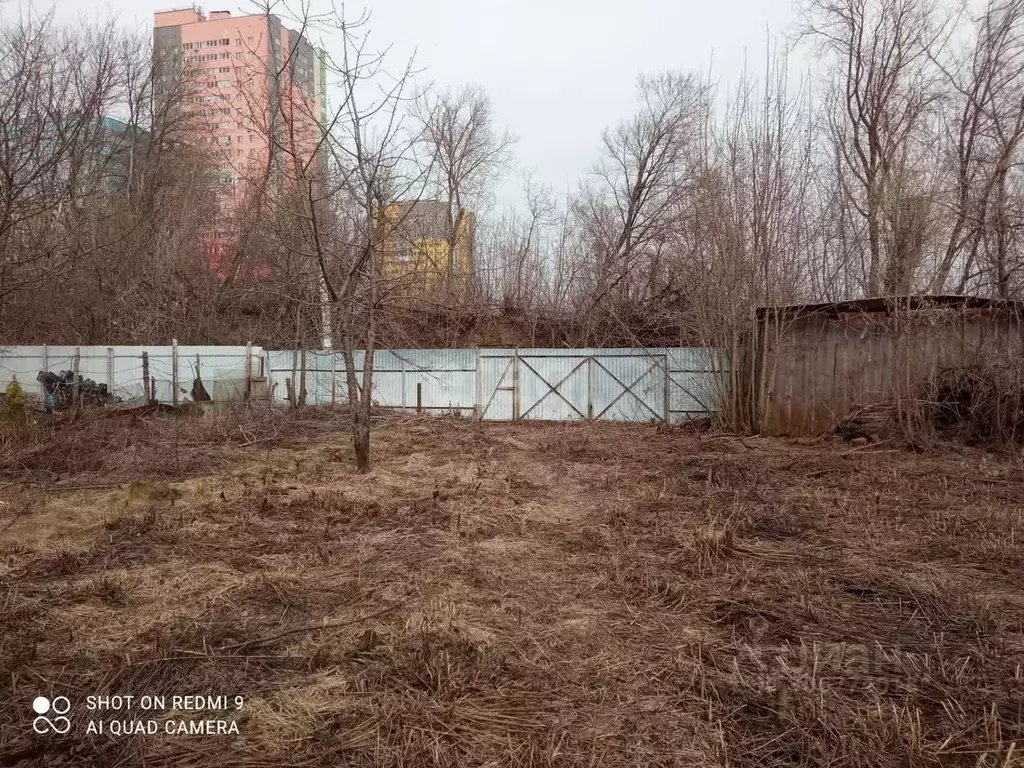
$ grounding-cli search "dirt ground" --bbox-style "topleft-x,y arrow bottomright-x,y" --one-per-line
1,409 -> 1023,767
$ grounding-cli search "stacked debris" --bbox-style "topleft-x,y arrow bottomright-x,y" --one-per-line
835,362 -> 1024,448
36,370 -> 116,411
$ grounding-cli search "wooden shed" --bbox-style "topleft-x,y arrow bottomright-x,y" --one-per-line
747,296 -> 1024,436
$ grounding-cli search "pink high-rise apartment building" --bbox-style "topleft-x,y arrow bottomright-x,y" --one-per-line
154,7 -> 327,274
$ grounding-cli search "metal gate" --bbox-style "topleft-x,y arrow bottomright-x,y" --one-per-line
477,351 -> 668,422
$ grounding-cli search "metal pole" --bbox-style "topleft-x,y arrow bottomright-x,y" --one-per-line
290,350 -> 298,407
587,356 -> 594,420
244,342 -> 252,401
663,354 -> 670,424
512,348 -> 520,421
475,348 -> 482,419
73,348 -> 81,407
141,351 -> 151,404
107,347 -> 114,401
171,338 -> 179,407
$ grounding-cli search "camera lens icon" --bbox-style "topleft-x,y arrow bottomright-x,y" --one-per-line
32,696 -> 71,734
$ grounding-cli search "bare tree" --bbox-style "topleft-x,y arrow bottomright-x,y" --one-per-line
968,0 -> 1024,297
412,84 -> 514,298
0,10 -> 124,308
477,173 -> 557,310
236,2 -> 427,472
576,72 -> 707,317
331,33 -> 422,472
927,0 -> 1024,296
805,0 -> 946,295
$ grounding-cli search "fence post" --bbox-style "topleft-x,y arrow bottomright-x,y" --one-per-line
401,357 -> 407,411
43,344 -> 49,375
586,356 -> 594,420
512,347 -> 520,421
334,352 -> 341,406
141,351 -> 151,404
663,354 -> 670,424
72,348 -> 81,407
244,341 -> 252,401
328,352 -> 336,406
290,350 -> 298,407
416,382 -> 422,414
171,338 -> 179,407
107,347 -> 114,401
475,348 -> 482,419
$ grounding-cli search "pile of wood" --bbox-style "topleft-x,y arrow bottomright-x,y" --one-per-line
835,363 -> 1024,448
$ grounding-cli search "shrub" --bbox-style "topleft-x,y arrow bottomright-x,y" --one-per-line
0,378 -> 29,425
926,364 -> 1024,446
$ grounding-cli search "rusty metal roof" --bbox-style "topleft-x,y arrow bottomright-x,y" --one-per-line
756,295 -> 1024,320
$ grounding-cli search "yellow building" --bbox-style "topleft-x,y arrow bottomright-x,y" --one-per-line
377,200 -> 475,295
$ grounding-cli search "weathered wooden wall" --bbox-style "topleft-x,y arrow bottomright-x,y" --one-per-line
754,307 -> 1024,436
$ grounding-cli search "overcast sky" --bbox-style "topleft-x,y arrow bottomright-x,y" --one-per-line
44,0 -> 804,207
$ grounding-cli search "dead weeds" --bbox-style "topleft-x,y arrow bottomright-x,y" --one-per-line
0,415 -> 1022,766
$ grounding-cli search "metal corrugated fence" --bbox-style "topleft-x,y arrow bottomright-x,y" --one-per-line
267,347 -> 726,423
0,345 -> 724,422
0,344 -> 262,405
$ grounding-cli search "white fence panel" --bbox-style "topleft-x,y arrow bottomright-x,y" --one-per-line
0,344 -> 263,405
1,344 -> 722,420
267,347 -> 724,423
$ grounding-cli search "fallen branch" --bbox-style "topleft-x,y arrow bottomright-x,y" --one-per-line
217,602 -> 405,653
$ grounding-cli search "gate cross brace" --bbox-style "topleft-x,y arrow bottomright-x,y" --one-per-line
592,359 -> 664,422
518,357 -> 589,421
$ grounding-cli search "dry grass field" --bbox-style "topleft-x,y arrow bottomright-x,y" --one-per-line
1,408 -> 1023,767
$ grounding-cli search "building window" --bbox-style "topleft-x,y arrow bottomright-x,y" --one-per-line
247,36 -> 254,43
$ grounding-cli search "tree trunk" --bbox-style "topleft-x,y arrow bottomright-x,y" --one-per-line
352,407 -> 371,474
867,182 -> 883,295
